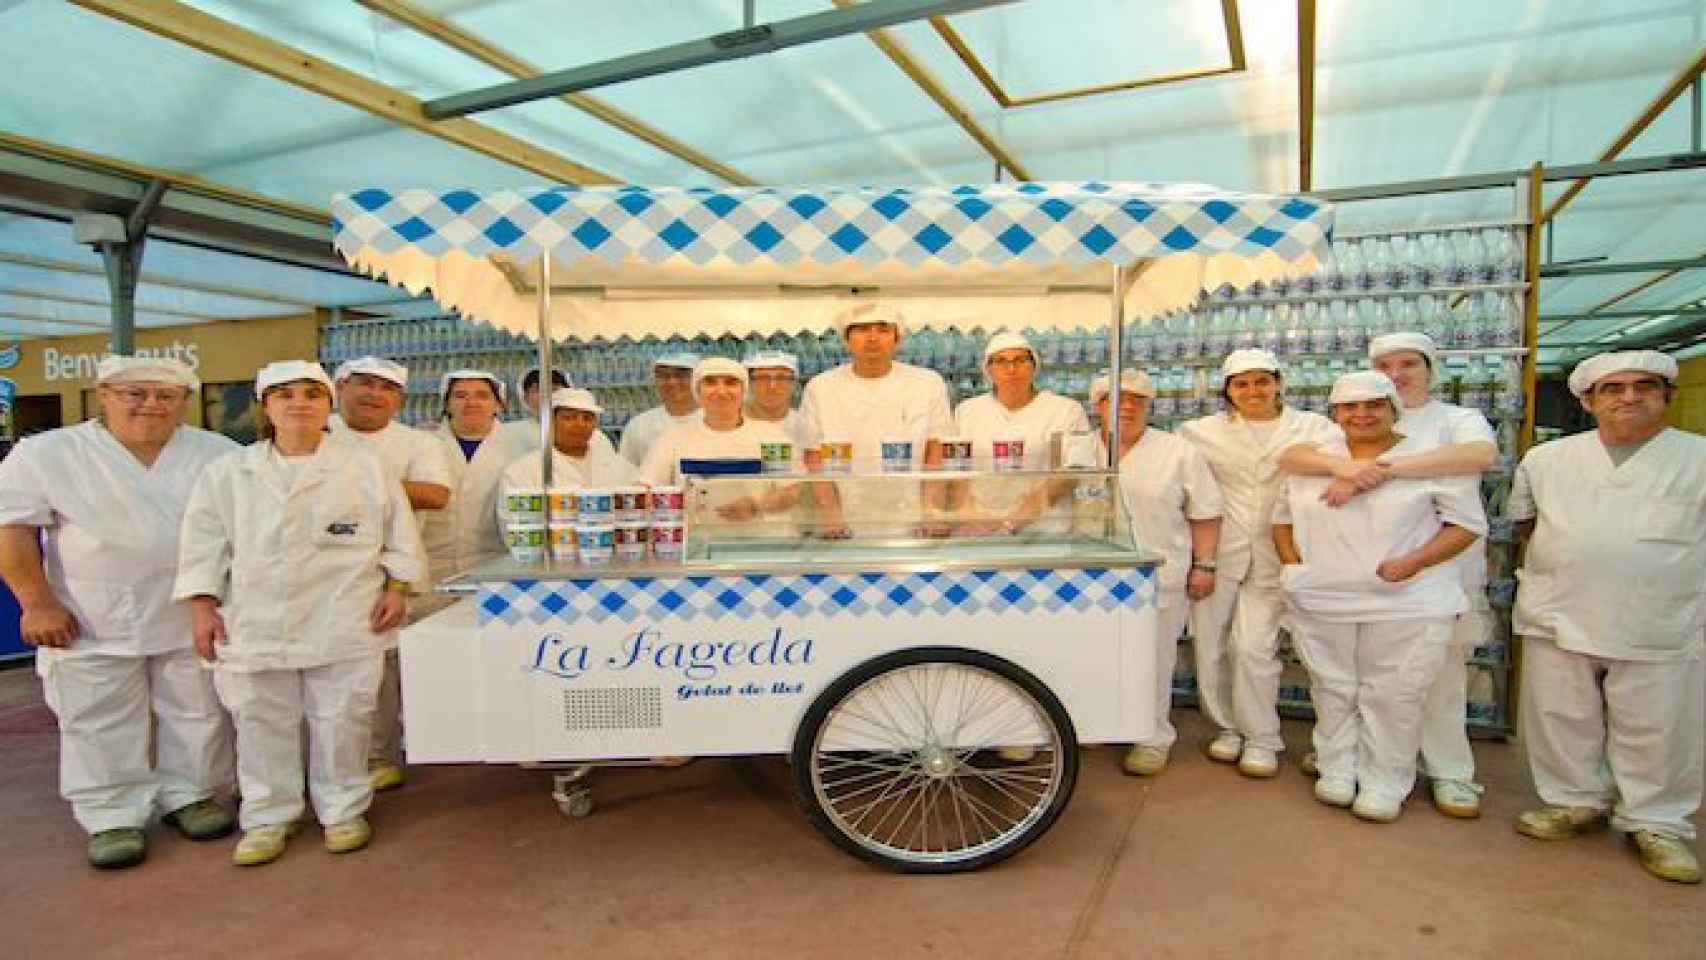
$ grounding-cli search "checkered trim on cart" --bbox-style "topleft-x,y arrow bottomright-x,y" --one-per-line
477,568 -> 1158,626
333,183 -> 1332,269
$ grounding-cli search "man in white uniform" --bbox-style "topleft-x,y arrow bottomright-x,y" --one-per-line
1508,349 -> 1705,885
799,303 -> 954,535
1277,332 -> 1498,818
744,350 -> 812,450
1090,370 -> 1222,777
330,357 -> 452,792
0,356 -> 238,869
617,352 -> 701,467
500,388 -> 639,495
1179,349 -> 1337,777
501,365 -> 620,460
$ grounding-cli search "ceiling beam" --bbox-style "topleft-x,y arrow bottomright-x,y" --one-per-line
422,0 -> 1015,119
1297,0 -> 1316,192
358,0 -> 755,187
0,286 -> 230,323
1540,254 -> 1706,278
833,0 -> 1034,180
68,0 -> 618,185
1540,45 -> 1706,225
0,311 -> 111,331
0,251 -> 315,308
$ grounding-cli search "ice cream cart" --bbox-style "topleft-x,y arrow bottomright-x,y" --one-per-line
331,182 -> 1333,872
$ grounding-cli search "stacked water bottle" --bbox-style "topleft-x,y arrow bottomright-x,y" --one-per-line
500,484 -> 687,567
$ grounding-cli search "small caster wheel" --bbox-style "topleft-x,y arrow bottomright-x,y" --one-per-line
556,789 -> 594,819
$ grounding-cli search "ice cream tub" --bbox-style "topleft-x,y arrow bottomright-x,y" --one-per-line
614,522 -> 648,561
504,521 -> 546,563
651,521 -> 685,561
577,523 -> 614,565
547,522 -> 578,563
650,485 -> 685,519
759,440 -> 794,474
546,487 -> 579,520
504,487 -> 545,521
880,438 -> 914,473
818,439 -> 853,474
578,488 -> 615,522
613,485 -> 649,523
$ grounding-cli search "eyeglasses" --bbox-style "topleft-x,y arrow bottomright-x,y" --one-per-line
748,374 -> 796,386
1593,378 -> 1666,398
986,355 -> 1035,369
104,386 -> 188,405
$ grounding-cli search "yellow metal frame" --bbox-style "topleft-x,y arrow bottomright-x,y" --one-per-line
929,0 -> 1246,109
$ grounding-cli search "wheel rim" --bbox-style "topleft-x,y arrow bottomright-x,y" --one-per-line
808,661 -> 1067,866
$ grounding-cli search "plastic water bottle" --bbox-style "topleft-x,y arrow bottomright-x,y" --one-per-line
1493,355 -> 1524,415
1259,304 -> 1286,354
1151,367 -> 1178,420
1450,231 -> 1479,286
1234,306 -> 1260,350
1387,235 -> 1415,290
1366,237 -> 1396,290
1494,292 -> 1523,347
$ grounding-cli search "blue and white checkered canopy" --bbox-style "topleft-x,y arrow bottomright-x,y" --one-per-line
332,181 -> 1332,340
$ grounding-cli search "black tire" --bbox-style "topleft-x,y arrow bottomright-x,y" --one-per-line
790,646 -> 1079,873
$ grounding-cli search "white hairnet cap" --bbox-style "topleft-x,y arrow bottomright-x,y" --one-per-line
1368,331 -> 1439,370
983,332 -> 1039,372
439,368 -> 506,403
549,387 -> 602,415
1089,369 -> 1157,406
742,349 -> 798,374
334,356 -> 408,388
1567,349 -> 1679,398
837,302 -> 905,334
1221,348 -> 1283,381
96,355 -> 199,391
254,360 -> 333,398
691,356 -> 749,399
1328,370 -> 1402,407
654,351 -> 701,371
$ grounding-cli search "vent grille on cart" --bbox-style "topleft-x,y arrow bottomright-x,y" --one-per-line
561,687 -> 663,730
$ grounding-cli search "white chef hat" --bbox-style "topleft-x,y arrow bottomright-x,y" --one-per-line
837,302 -> 905,335
1089,369 -> 1157,406
742,350 -> 799,374
653,351 -> 701,371
1566,349 -> 1678,398
1220,348 -> 1283,381
333,356 -> 408,388
1328,370 -> 1402,408
254,360 -> 333,398
549,387 -> 602,415
439,368 -> 507,403
96,355 -> 199,391
520,365 -> 570,391
691,356 -> 749,399
1369,331 -> 1439,370
983,332 -> 1039,372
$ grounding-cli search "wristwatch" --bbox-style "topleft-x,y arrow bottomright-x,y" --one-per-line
1190,559 -> 1217,573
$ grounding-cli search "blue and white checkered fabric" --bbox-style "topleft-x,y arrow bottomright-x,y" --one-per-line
332,183 -> 1331,268
477,568 -> 1157,627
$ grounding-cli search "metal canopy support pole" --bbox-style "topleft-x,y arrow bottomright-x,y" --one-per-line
1105,263 -> 1129,467
537,255 -> 555,509
96,178 -> 168,356
1694,77 -> 1702,153
1519,165 -> 1543,458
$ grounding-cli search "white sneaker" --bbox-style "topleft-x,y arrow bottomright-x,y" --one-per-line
1236,746 -> 1280,779
1206,731 -> 1243,763
1352,792 -> 1403,823
1314,777 -> 1355,808
1430,779 -> 1482,819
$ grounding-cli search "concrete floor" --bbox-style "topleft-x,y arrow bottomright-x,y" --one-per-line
1,664 -> 1699,960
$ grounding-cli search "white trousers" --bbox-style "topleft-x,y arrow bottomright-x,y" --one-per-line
1190,578 -> 1288,751
369,649 -> 403,766
1289,615 -> 1452,803
214,654 -> 383,830
1520,637 -> 1704,841
37,648 -> 233,834
1416,610 -> 1487,783
1137,597 -> 1192,750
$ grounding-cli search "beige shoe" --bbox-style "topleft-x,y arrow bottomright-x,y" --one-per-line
1631,831 -> 1702,884
1299,751 -> 1319,778
232,823 -> 298,867
1514,805 -> 1608,840
1431,780 -> 1483,820
368,761 -> 406,792
1122,745 -> 1169,777
1236,746 -> 1279,779
323,816 -> 372,854
1205,731 -> 1243,764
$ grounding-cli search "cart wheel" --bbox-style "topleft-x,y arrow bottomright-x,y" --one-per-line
791,647 -> 1078,873
556,788 -> 595,819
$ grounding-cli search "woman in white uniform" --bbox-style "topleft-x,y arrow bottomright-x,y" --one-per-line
176,361 -> 424,866
1278,331 -> 1497,817
500,388 -> 639,496
420,370 -> 529,588
1273,370 -> 1485,822
953,332 -> 1091,530
0,356 -> 237,869
1179,349 -> 1336,777
1090,370 -> 1223,776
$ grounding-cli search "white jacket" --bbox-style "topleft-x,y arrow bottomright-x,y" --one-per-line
0,421 -> 237,657
1179,406 -> 1337,586
174,433 -> 425,671
419,421 -> 531,585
